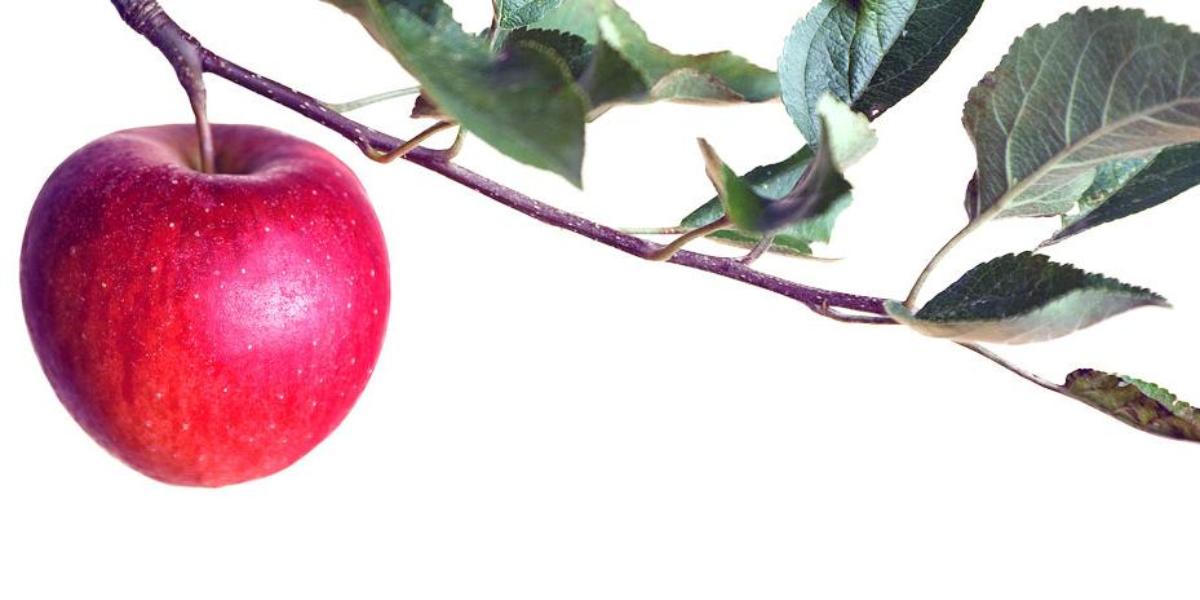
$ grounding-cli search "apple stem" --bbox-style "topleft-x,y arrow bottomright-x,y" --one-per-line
112,0 -> 214,173
106,0 -> 896,322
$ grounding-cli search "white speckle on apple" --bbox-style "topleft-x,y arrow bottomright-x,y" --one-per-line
193,293 -> 201,300
181,422 -> 190,431
155,392 -> 163,400
264,226 -> 271,233
150,265 -> 158,273
240,268 -> 247,275
100,282 -> 108,289
168,222 -> 176,228
222,387 -> 229,394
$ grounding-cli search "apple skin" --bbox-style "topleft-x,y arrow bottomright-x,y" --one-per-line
20,124 -> 390,487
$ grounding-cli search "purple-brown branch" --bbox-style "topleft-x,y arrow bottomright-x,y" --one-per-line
108,0 -> 894,322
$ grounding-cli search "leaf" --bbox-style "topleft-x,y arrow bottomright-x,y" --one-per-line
504,27 -> 591,78
525,0 -> 779,108
1043,143 -> 1200,245
692,96 -> 876,244
1065,370 -> 1200,442
682,148 -> 847,256
779,0 -> 983,143
964,8 -> 1200,226
328,0 -> 587,185
494,0 -> 565,30
885,252 -> 1168,344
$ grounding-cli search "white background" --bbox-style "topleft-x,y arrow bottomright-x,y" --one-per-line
3,1 -> 1199,598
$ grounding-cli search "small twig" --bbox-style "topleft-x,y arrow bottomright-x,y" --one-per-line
648,217 -> 732,262
112,0 -> 213,172
813,302 -> 899,325
325,86 -> 422,113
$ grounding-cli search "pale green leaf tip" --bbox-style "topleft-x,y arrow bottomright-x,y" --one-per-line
815,94 -> 877,169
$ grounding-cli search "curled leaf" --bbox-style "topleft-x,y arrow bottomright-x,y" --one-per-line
886,253 -> 1168,344
1065,370 -> 1200,442
696,96 -> 876,238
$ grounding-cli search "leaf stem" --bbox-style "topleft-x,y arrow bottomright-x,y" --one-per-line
648,217 -> 732,262
957,343 -> 1067,394
619,227 -> 691,236
904,220 -> 981,308
368,120 -> 457,163
325,86 -> 423,113
107,0 -> 894,321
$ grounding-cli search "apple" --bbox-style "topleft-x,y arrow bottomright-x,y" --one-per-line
20,124 -> 390,487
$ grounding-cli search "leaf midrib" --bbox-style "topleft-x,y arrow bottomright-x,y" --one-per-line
981,96 -> 1200,223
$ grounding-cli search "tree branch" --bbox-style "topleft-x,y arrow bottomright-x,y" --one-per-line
107,0 -> 893,321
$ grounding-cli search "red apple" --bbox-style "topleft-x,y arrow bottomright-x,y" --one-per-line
20,124 -> 390,487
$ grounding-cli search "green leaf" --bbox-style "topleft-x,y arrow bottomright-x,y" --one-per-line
503,27 -> 591,78
691,96 -> 876,246
1043,143 -> 1200,246
524,0 -> 779,108
682,148 -> 847,256
885,252 -> 1168,344
494,0 -> 565,30
577,37 -> 650,114
964,8 -> 1200,225
780,0 -> 983,143
328,0 -> 587,185
1065,370 -> 1200,442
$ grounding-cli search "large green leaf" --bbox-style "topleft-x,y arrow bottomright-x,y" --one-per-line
779,0 -> 983,143
964,8 -> 1200,226
885,253 -> 1168,344
328,0 -> 588,185
524,0 -> 779,108
494,0 -> 565,29
1043,143 -> 1200,246
1065,370 -> 1200,442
